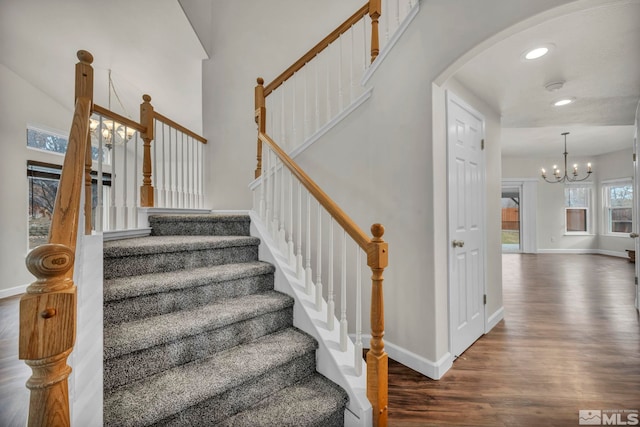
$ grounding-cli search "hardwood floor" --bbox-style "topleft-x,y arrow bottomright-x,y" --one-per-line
0,295 -> 30,427
1,254 -> 638,426
388,254 -> 640,426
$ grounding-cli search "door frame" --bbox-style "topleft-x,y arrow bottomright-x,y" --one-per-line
502,178 -> 538,254
634,100 -> 640,310
446,90 -> 488,355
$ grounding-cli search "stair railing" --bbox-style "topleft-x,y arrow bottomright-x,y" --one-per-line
88,75 -> 207,232
252,130 -> 389,427
19,50 -> 206,426
254,0 -> 415,170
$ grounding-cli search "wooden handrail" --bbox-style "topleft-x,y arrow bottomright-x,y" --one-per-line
19,50 -> 94,427
263,3 -> 369,97
154,111 -> 207,144
258,131 -> 370,249
92,103 -> 146,133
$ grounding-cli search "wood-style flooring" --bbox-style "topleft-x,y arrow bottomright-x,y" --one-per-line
387,254 -> 640,426
1,254 -> 638,426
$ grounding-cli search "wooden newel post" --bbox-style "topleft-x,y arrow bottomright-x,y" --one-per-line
140,94 -> 155,207
367,223 -> 389,427
18,50 -> 94,427
255,77 -> 266,179
76,50 -> 94,235
369,0 -> 382,63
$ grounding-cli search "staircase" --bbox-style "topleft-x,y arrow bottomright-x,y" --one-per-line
102,214 -> 348,426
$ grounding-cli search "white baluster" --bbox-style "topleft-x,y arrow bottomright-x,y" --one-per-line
315,202 -> 323,310
292,72 -> 297,147
305,191 -> 313,295
199,141 -> 204,208
350,25 -> 355,104
281,87 -> 286,148
122,126 -> 128,229
338,36 -> 344,112
279,163 -> 287,253
326,47 -> 331,125
272,155 -> 279,237
259,140 -> 266,220
287,171 -> 295,268
340,229 -> 348,351
327,218 -> 335,330
109,120 -> 117,230
396,0 -> 401,28
264,145 -> 272,234
152,119 -> 159,206
96,116 -> 104,232
362,18 -> 368,71
182,133 -> 187,208
354,248 -> 363,376
303,68 -> 309,141
315,55 -> 320,133
384,0 -> 390,42
296,181 -> 304,281
133,132 -> 139,228
162,122 -> 168,207
169,126 -> 174,207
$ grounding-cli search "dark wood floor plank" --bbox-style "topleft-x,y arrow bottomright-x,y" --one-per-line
388,254 -> 640,426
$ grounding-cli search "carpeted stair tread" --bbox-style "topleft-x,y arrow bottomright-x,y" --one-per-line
104,261 -> 274,302
104,328 -> 317,427
149,214 -> 251,236
149,213 -> 250,222
104,291 -> 293,359
217,373 -> 348,427
104,235 -> 260,258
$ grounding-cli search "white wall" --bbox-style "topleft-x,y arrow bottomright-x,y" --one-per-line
188,0 -> 580,371
0,0 -> 206,294
502,147 -> 634,255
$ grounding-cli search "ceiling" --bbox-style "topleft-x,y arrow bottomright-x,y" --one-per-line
454,0 -> 640,158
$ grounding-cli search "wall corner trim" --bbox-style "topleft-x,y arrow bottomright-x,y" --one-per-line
356,333 -> 453,380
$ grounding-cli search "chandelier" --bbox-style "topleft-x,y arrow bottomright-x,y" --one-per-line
541,132 -> 592,183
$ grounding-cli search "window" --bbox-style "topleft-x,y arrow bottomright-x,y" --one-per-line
603,179 -> 633,235
565,185 -> 592,233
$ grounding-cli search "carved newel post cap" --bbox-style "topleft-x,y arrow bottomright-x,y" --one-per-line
25,243 -> 75,279
142,94 -> 152,103
371,223 -> 385,239
257,77 -> 264,85
76,50 -> 94,64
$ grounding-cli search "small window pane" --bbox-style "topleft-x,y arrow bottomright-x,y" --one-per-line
565,187 -> 589,207
27,128 -> 68,155
566,209 -> 587,232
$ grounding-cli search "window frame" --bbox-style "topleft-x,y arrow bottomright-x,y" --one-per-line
601,178 -> 633,237
564,183 -> 594,235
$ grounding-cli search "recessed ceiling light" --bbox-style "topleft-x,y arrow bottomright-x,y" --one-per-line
525,47 -> 549,60
553,98 -> 575,106
520,43 -> 555,61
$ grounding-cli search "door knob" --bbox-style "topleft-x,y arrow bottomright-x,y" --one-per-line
630,232 -> 639,238
452,240 -> 465,248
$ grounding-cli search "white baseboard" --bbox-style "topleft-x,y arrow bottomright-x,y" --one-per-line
0,283 -> 28,299
537,248 -> 628,258
356,333 -> 452,380
486,306 -> 504,332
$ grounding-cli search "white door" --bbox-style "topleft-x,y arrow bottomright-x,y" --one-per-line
634,101 -> 640,310
447,91 -> 486,357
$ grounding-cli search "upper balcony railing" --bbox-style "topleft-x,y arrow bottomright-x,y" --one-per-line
19,50 -> 206,426
254,0 -> 415,165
